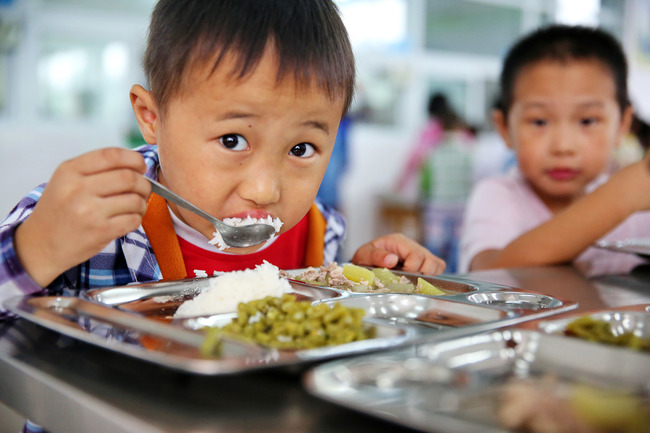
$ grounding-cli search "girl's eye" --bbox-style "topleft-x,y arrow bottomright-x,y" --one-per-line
580,117 -> 598,126
219,134 -> 249,151
289,143 -> 316,158
529,118 -> 547,127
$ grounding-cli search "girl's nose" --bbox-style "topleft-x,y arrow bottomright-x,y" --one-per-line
237,162 -> 281,206
550,124 -> 577,155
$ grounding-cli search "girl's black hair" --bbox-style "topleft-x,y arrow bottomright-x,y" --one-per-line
497,25 -> 629,115
144,0 -> 355,115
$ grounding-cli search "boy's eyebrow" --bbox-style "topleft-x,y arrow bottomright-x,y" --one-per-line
217,111 -> 331,135
217,111 -> 258,121
302,120 -> 330,135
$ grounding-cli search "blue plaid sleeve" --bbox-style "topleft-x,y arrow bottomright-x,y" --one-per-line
0,185 -> 49,319
316,199 -> 346,264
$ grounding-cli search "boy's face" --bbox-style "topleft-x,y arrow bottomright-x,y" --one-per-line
133,48 -> 344,253
494,59 -> 632,211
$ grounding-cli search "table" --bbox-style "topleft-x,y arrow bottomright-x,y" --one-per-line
1,266 -> 649,433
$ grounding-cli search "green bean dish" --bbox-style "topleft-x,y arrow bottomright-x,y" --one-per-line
201,294 -> 374,355
564,316 -> 650,352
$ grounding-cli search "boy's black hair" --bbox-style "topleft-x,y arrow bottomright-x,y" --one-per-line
144,0 -> 355,115
497,25 -> 629,115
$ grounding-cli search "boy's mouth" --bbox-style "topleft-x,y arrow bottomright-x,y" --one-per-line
546,168 -> 579,181
227,210 -> 275,220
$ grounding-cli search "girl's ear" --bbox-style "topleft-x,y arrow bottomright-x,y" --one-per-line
130,85 -> 158,145
492,109 -> 513,150
615,105 -> 635,147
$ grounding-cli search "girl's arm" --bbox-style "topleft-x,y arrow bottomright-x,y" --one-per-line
471,156 -> 650,270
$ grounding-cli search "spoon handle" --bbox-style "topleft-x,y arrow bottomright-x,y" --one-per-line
145,177 -> 225,230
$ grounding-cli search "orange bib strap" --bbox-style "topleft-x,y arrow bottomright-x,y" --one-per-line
304,203 -> 326,267
141,193 -> 187,280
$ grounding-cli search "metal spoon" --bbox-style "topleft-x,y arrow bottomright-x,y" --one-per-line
145,177 -> 276,248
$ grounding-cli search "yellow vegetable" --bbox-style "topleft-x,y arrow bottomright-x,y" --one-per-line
570,384 -> 649,432
416,277 -> 445,296
372,267 -> 400,285
342,263 -> 376,285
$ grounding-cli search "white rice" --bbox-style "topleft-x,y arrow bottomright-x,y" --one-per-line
173,261 -> 292,318
208,216 -> 284,250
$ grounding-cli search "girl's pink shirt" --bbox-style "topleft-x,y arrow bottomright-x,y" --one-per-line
459,168 -> 650,276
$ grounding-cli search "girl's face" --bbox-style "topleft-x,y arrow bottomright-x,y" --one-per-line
132,48 -> 344,253
494,59 -> 632,212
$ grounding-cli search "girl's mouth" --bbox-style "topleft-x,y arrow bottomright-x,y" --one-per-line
547,168 -> 579,181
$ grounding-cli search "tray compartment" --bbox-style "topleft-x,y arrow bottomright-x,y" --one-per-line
314,294 -> 511,331
85,279 -> 346,319
538,310 -> 650,349
465,290 -> 563,310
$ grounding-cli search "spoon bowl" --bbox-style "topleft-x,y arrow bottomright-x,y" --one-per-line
145,177 -> 277,248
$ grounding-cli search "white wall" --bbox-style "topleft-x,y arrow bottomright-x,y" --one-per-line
0,123 -> 126,216
0,0 -> 149,216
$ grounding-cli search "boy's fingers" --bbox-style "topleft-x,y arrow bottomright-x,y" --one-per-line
90,169 -> 152,199
64,147 -> 147,176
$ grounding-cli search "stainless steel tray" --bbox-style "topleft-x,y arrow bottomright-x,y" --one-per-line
84,270 -> 578,326
4,294 -> 420,375
304,329 -> 650,433
595,238 -> 650,258
4,269 -> 577,376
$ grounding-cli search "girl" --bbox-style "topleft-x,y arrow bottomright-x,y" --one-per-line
459,25 -> 650,276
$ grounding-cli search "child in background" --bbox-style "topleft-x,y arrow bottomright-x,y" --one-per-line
459,25 -> 650,276
395,92 -> 474,272
0,0 -> 444,322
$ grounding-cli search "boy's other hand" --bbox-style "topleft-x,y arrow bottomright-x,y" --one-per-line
351,233 -> 445,276
15,147 -> 150,287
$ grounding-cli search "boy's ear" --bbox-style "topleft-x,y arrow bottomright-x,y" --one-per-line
491,109 -> 513,149
130,84 -> 158,145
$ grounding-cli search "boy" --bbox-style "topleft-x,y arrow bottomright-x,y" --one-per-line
459,25 -> 650,276
0,0 -> 444,320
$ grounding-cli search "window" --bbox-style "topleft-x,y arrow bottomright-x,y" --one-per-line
37,37 -> 130,120
424,0 -> 525,56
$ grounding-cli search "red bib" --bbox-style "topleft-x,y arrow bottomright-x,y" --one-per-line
142,193 -> 327,280
178,214 -> 308,274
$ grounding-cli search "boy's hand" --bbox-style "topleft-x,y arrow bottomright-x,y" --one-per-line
351,233 -> 445,276
15,147 -> 151,287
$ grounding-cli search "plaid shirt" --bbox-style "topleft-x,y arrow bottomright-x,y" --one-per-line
0,144 -> 346,320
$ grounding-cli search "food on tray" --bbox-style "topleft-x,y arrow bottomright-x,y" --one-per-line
287,263 -> 446,295
200,294 -> 373,353
498,375 -> 649,433
563,316 -> 650,352
208,216 -> 283,250
174,262 -> 291,318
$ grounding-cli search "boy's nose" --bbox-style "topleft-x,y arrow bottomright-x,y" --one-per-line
237,163 -> 281,206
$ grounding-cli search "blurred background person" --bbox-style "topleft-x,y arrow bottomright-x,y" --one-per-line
395,92 -> 475,272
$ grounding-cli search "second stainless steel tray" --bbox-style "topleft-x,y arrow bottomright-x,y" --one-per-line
304,329 -> 650,433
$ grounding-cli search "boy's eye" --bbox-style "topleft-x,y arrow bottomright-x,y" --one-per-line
219,134 -> 249,151
289,143 -> 316,158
